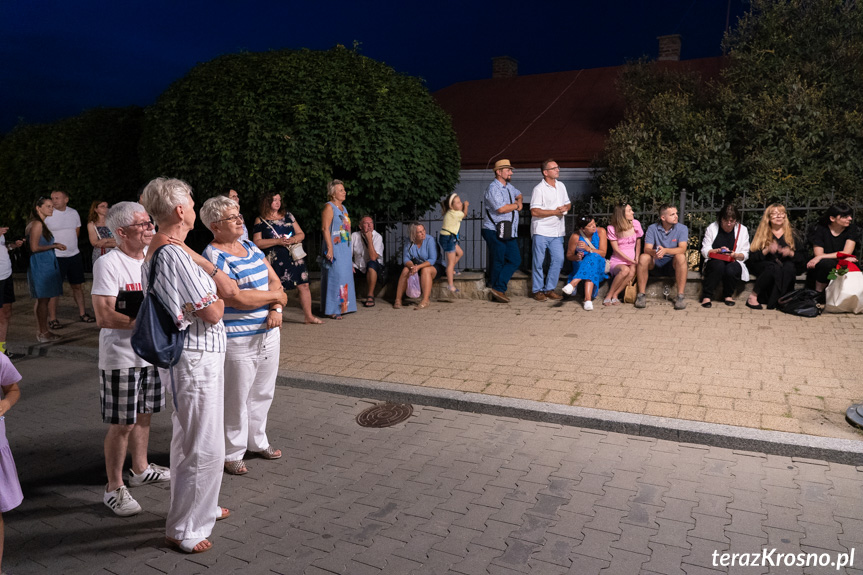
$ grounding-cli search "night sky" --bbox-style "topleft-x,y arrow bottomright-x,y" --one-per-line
1,0 -> 748,133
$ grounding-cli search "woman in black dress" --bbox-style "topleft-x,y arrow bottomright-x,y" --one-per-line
806,204 -> 858,293
252,192 -> 323,324
745,204 -> 805,310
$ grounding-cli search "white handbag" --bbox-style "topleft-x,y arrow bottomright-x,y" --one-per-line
825,257 -> 863,314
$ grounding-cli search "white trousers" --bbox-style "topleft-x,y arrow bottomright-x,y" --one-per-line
224,328 -> 280,461
160,349 -> 225,540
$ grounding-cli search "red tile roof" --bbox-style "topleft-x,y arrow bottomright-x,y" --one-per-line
434,57 -> 725,170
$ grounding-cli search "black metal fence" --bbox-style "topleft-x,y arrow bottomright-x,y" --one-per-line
9,190 -> 862,275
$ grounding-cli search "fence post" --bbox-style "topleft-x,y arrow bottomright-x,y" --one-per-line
679,188 -> 687,221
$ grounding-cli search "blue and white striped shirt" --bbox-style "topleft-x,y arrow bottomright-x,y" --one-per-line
203,241 -> 272,338
142,245 -> 226,353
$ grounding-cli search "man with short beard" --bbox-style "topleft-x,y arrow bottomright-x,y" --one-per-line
482,159 -> 523,303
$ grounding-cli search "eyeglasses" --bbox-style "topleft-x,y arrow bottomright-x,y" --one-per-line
216,214 -> 244,224
126,220 -> 155,231
544,166 -> 560,171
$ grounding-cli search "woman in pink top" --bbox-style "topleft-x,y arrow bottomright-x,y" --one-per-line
604,204 -> 643,305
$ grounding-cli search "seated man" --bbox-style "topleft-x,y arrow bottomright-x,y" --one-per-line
351,215 -> 384,307
635,204 -> 689,310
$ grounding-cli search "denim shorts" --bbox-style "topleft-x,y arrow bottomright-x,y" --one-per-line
439,233 -> 458,254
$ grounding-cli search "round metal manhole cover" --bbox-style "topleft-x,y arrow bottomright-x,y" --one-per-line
356,402 -> 413,428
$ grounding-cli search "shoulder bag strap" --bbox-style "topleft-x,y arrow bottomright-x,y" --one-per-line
732,223 -> 742,252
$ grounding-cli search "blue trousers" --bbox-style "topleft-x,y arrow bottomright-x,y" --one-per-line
482,229 -> 521,293
531,235 -> 564,293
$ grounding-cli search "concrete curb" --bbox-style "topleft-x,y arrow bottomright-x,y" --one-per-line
12,344 -> 861,465
277,370 -> 863,466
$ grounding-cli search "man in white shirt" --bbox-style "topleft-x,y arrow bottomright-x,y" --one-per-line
91,202 -> 170,516
351,215 -> 384,306
530,160 -> 571,301
45,190 -> 94,326
0,228 -> 24,360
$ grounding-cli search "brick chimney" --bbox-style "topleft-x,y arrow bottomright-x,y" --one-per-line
657,34 -> 682,61
492,56 -> 518,79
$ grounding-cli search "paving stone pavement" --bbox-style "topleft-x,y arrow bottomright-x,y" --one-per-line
8,293 -> 863,442
4,357 -> 863,574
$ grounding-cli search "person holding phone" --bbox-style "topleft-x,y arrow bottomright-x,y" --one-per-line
700,204 -> 750,307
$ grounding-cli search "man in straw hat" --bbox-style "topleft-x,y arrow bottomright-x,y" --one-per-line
482,159 -> 523,303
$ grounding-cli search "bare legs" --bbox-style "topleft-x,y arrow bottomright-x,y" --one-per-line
104,413 -> 153,493
606,264 -> 635,301
395,266 -> 437,307
445,245 -> 463,290
297,284 -> 322,324
34,297 -> 50,335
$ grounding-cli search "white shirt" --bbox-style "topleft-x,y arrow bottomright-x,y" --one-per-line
44,206 -> 81,257
351,230 -> 384,273
530,179 -> 569,237
701,221 -> 751,282
91,248 -> 152,370
0,235 -> 11,281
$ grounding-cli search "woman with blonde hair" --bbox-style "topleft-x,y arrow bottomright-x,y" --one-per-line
745,204 -> 803,310
393,222 -> 438,309
87,200 -> 116,266
604,203 -> 643,305
320,180 -> 356,319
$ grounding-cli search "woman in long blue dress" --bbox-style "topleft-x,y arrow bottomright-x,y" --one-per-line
26,197 -> 65,341
320,180 -> 356,319
562,214 -> 609,310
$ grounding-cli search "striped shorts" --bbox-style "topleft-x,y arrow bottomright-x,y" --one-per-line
100,366 -> 164,425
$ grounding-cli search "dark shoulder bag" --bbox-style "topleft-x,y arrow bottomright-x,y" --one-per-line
131,245 -> 186,368
486,189 -> 516,240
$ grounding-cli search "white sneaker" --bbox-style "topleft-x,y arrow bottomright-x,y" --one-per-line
104,484 -> 142,517
562,283 -> 574,295
128,463 -> 171,487
583,300 -> 594,311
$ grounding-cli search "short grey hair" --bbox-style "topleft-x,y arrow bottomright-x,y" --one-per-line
139,177 -> 193,225
326,179 -> 345,200
106,202 -> 148,244
408,221 -> 425,245
200,196 -> 238,231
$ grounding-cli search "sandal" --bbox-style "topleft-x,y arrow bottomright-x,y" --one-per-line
166,536 -> 212,554
224,460 -> 248,475
304,317 -> 324,324
328,314 -> 343,320
415,301 -> 430,310
611,298 -> 621,306
252,445 -> 282,460
80,313 -> 96,323
363,297 -> 376,307
48,319 -> 64,330
216,506 -> 231,521
602,298 -> 613,306
393,301 -> 402,309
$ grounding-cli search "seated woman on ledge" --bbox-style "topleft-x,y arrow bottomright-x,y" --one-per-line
746,204 -> 804,310
393,222 -> 438,310
562,214 -> 608,311
700,204 -> 750,308
807,203 -> 858,294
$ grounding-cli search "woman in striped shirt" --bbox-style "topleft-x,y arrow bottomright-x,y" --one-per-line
201,196 -> 287,477
139,178 -> 237,555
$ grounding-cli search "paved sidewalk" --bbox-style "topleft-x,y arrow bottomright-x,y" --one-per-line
5,356 -> 863,574
7,292 -> 863,441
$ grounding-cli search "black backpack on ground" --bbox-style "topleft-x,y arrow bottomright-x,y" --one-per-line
777,289 -> 822,318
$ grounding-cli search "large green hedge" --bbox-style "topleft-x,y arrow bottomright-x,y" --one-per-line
139,46 -> 461,226
0,107 -> 144,234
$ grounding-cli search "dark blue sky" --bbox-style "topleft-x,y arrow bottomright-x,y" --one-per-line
1,0 -> 747,133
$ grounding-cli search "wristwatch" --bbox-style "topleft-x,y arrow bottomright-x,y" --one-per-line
271,306 -> 283,314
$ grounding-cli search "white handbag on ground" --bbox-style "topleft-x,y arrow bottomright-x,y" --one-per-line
825,255 -> 863,314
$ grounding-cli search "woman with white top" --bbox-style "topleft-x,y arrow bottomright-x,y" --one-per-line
139,178 -> 238,555
700,204 -> 750,307
201,196 -> 287,476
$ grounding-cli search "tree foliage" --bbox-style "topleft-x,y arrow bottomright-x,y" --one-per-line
0,107 -> 144,234
598,0 -> 863,209
139,46 -> 461,227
